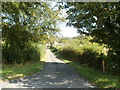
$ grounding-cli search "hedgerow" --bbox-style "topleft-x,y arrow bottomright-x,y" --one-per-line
51,37 -> 119,76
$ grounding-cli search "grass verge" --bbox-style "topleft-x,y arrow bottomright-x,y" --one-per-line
62,59 -> 119,88
1,54 -> 46,81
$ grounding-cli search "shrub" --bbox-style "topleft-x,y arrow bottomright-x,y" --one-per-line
2,43 -> 46,65
57,44 -> 104,70
51,39 -> 119,75
37,44 -> 46,58
59,45 -> 82,61
21,45 -> 40,63
105,54 -> 120,75
56,42 -> 119,75
2,46 -> 20,64
80,48 -> 102,70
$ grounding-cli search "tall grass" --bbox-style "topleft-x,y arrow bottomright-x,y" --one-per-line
2,60 -> 46,81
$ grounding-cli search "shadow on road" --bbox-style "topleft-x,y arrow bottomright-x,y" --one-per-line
2,49 -> 95,88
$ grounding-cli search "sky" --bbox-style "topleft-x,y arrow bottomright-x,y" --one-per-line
58,8 -> 79,37
58,22 -> 79,37
50,2 -> 79,37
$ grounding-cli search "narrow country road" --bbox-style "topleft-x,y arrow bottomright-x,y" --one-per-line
2,49 -> 95,88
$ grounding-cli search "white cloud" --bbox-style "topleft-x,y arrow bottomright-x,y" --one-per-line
58,22 -> 79,37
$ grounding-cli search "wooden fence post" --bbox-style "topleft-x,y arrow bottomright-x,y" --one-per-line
102,60 -> 105,73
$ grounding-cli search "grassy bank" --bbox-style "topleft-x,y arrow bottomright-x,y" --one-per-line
61,58 -> 119,88
1,53 -> 46,81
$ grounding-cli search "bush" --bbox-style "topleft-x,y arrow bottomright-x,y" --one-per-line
21,45 -> 40,63
105,54 -> 120,75
52,38 -> 119,75
81,49 -> 102,70
59,45 -> 82,60
2,43 -> 46,65
2,46 -> 20,64
37,44 -> 46,58
58,44 -> 103,70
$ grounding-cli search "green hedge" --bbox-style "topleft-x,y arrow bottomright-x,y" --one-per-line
58,44 -> 103,70
52,43 -> 119,76
2,43 -> 46,65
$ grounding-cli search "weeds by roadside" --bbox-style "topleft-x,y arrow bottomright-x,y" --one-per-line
1,54 -> 46,81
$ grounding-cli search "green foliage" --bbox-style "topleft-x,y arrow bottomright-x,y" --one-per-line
2,46 -> 20,64
52,36 -> 119,75
64,2 -> 120,65
106,54 -> 120,75
2,2 -> 62,41
2,2 -> 62,65
2,43 -> 46,64
36,44 -> 46,58
58,41 -> 104,70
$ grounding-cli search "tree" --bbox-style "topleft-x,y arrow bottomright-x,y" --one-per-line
2,2 -> 63,64
64,2 -> 120,55
2,2 -> 63,47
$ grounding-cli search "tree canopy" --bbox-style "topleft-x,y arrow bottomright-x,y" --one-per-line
64,2 -> 120,55
2,2 -> 63,64
2,2 -> 62,49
